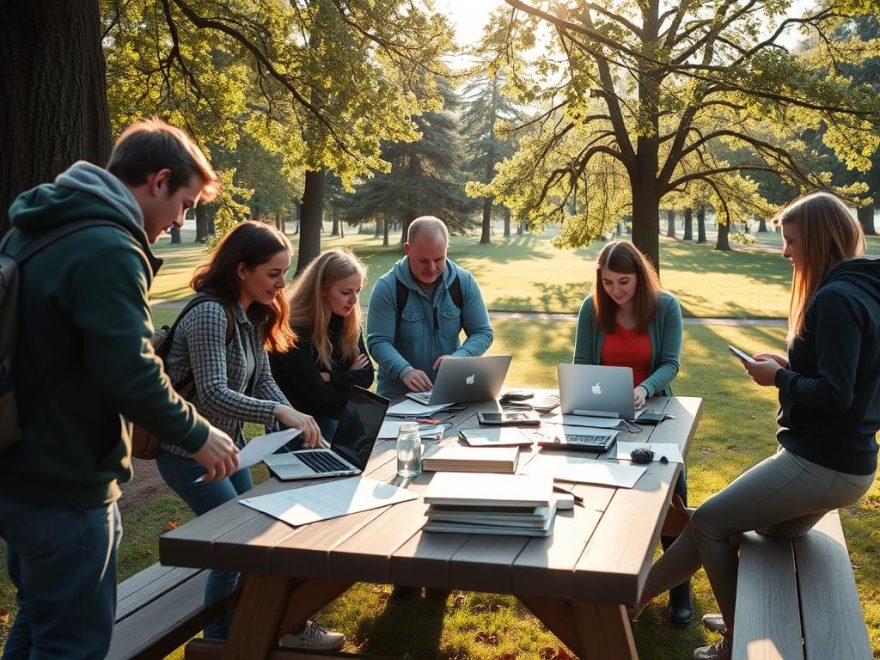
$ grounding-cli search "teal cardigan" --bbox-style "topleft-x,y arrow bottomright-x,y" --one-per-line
573,291 -> 683,397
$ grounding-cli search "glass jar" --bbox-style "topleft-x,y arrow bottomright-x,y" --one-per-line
396,422 -> 422,478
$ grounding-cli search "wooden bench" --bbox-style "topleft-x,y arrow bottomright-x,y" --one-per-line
107,563 -> 241,660
733,510 -> 872,660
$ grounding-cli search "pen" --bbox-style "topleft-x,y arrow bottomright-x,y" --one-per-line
552,485 -> 585,507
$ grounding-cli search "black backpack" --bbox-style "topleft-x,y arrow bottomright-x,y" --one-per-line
0,221 -> 120,452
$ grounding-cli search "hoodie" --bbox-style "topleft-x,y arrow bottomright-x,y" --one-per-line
775,257 -> 880,475
366,257 -> 494,398
0,162 -> 210,509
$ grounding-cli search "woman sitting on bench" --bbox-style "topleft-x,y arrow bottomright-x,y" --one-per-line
631,192 -> 880,660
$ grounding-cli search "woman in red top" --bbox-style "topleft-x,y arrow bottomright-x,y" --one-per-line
573,240 -> 688,624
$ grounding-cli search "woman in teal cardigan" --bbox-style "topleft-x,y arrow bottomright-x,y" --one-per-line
573,239 -> 690,625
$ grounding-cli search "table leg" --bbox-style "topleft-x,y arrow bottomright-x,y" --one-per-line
278,578 -> 353,635
223,573 -> 297,659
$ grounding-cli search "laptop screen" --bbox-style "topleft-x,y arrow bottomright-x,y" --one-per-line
329,386 -> 389,470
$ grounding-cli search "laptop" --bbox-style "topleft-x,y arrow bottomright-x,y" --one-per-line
536,427 -> 619,453
263,386 -> 389,481
407,355 -> 512,405
557,364 -> 635,420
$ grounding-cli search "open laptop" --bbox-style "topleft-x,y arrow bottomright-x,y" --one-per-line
557,364 -> 635,420
263,386 -> 389,481
407,355 -> 512,405
535,426 -> 619,453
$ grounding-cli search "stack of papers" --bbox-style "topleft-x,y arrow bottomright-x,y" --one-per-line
421,445 -> 519,473
521,453 -> 646,488
458,427 -> 534,447
378,420 -> 447,441
386,400 -> 452,417
422,473 -> 555,536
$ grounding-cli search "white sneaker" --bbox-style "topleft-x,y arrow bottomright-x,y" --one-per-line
279,620 -> 345,651
701,613 -> 726,633
693,636 -> 731,660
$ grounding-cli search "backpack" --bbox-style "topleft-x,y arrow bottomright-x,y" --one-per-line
0,220 -> 120,453
394,274 -> 463,337
130,294 -> 234,460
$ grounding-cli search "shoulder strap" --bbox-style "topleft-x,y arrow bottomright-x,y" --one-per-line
0,220 -> 121,261
157,294 -> 235,360
448,273 -> 463,312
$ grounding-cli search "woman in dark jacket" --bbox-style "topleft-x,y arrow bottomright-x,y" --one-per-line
271,248 -> 374,440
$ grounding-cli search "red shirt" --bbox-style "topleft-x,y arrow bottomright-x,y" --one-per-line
600,322 -> 652,387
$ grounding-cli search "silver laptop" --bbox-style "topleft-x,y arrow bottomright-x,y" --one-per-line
557,364 -> 635,420
263,386 -> 389,481
407,355 -> 513,405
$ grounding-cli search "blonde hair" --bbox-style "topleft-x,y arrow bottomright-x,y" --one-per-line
287,249 -> 367,369
774,192 -> 865,343
592,240 -> 662,333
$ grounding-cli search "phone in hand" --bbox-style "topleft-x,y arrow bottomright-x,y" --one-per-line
728,345 -> 757,364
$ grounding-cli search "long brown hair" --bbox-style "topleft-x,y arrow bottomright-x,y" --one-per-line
775,192 -> 865,343
287,248 -> 367,369
190,221 -> 297,352
592,240 -> 662,333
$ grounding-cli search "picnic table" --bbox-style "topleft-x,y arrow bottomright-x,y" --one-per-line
159,391 -> 702,659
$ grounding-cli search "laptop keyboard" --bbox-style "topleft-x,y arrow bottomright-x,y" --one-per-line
563,433 -> 611,447
298,451 -> 350,473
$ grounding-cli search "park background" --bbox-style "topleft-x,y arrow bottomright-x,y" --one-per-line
2,0 -> 880,657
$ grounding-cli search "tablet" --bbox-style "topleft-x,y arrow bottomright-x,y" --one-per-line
728,345 -> 756,364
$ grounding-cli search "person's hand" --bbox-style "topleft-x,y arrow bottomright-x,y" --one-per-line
432,354 -> 452,371
754,352 -> 788,368
744,358 -> 782,387
275,405 -> 327,447
633,385 -> 648,409
192,425 -> 239,482
349,354 -> 371,371
402,369 -> 433,392
319,372 -> 331,383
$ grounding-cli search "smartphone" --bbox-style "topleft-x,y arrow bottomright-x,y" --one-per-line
728,345 -> 757,364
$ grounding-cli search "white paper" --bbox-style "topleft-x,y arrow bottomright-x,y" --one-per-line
378,420 -> 447,440
195,428 -> 301,482
543,414 -> 623,429
614,442 -> 684,464
521,453 -> 646,488
386,400 -> 452,417
239,476 -> 418,527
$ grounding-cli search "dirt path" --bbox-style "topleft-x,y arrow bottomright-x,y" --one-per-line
119,458 -> 173,513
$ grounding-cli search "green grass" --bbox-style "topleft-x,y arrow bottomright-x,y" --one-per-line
3,230 -> 879,658
151,227 -> 798,318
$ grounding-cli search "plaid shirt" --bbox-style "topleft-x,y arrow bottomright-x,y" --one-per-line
161,300 -> 288,456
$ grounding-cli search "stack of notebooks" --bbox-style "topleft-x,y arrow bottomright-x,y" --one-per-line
421,445 -> 519,473
422,473 -> 556,537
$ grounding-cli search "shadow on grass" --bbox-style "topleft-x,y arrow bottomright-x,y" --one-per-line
356,593 -> 446,658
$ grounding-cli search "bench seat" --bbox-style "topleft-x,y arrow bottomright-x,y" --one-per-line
733,510 -> 871,660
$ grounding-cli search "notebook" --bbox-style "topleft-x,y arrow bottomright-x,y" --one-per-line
263,386 -> 389,481
406,355 -> 512,405
421,445 -> 520,473
557,364 -> 635,420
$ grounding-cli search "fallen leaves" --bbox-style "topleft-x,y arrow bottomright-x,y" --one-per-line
163,519 -> 181,531
539,647 -> 574,660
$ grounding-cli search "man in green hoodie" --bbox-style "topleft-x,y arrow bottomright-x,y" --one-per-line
0,118 -> 239,659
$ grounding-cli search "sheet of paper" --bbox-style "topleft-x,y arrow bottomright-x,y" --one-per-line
458,427 -> 534,447
521,453 -> 646,488
378,420 -> 447,440
195,427 -> 301,482
543,414 -> 623,429
239,477 -> 418,527
614,442 -> 684,464
386,400 -> 452,417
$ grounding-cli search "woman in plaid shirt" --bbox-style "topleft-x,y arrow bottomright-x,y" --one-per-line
156,221 -> 345,650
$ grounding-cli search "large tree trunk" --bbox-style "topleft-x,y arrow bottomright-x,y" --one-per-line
195,203 -> 210,242
374,219 -> 381,238
758,217 -> 768,232
629,166 -> 661,272
382,218 -> 390,247
858,205 -> 877,235
697,206 -> 707,243
480,197 -> 492,244
517,221 -> 525,235
665,209 -> 676,238
297,169 -> 325,273
503,209 -> 511,238
715,218 -> 731,251
331,216 -> 340,236
169,225 -> 181,244
683,208 -> 693,240
0,0 -> 111,236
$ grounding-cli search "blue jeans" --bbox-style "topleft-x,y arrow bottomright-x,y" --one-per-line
156,450 -> 253,639
0,499 -> 122,659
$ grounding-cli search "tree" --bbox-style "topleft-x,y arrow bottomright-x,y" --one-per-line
341,76 -> 473,245
485,0 -> 880,269
1,1 -> 111,235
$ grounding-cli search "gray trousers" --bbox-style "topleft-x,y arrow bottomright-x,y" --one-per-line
645,446 -> 875,628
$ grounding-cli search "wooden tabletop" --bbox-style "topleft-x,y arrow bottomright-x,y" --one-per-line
160,393 -> 701,607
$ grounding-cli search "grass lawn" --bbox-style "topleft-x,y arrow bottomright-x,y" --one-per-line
150,227 -> 798,318
2,321 -> 877,658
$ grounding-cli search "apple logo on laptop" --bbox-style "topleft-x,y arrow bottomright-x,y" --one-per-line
465,374 -> 476,385
592,382 -> 602,395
